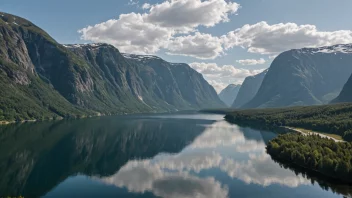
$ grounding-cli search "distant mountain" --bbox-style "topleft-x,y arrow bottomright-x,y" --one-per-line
218,84 -> 241,107
242,44 -> 352,109
332,73 -> 352,103
232,69 -> 268,108
0,12 -> 224,121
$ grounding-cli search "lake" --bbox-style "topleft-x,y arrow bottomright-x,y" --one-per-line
0,113 -> 351,198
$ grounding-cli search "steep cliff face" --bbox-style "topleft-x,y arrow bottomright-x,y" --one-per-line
332,73 -> 352,103
63,44 -> 162,113
219,84 -> 241,107
232,70 -> 268,108
242,45 -> 352,109
122,54 -> 225,110
0,12 -> 224,121
0,12 -> 89,121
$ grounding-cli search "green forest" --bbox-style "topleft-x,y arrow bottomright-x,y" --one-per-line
267,133 -> 352,183
225,103 -> 352,141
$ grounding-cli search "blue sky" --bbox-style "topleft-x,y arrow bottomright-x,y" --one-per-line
2,0 -> 352,91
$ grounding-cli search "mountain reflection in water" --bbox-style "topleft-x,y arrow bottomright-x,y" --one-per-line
0,113 -> 350,198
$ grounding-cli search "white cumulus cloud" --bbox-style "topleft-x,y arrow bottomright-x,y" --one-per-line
146,0 -> 240,31
78,13 -> 173,54
79,0 -> 240,57
167,32 -> 224,59
223,21 -> 352,54
236,58 -> 266,65
142,3 -> 151,9
101,161 -> 229,198
190,62 -> 265,92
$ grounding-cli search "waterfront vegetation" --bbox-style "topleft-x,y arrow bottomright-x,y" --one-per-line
225,103 -> 352,141
267,133 -> 352,183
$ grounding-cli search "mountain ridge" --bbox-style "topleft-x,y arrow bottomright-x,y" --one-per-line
219,84 -> 241,107
332,73 -> 352,103
232,69 -> 268,108
241,45 -> 352,109
0,12 -> 224,122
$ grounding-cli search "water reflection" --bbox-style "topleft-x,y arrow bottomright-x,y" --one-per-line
0,115 -> 212,198
99,121 -> 310,198
0,114 -> 350,198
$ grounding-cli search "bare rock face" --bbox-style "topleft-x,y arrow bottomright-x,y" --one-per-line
0,12 -> 224,121
11,70 -> 31,85
241,44 -> 352,109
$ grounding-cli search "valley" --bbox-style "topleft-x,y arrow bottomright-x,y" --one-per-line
1,2 -> 352,197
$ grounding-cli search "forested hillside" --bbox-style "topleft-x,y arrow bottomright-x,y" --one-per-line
225,103 -> 352,141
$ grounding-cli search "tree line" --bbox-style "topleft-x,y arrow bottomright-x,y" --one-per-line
267,133 -> 352,183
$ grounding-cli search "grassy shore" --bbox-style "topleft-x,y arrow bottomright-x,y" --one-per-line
292,127 -> 344,141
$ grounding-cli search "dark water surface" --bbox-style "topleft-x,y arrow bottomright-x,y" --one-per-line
0,113 -> 351,198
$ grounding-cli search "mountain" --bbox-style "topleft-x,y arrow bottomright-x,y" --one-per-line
0,12 -> 224,121
241,44 -> 352,109
122,53 -> 225,109
332,73 -> 352,103
232,69 -> 268,108
218,84 -> 241,107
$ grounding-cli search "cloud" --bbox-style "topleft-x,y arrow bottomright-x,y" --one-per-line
189,62 -> 265,92
79,13 -> 173,54
190,121 -> 246,149
166,32 -> 224,59
142,3 -> 151,10
79,0 -> 239,56
101,161 -> 229,198
220,153 -> 310,187
223,21 -> 352,54
98,120 -> 312,198
128,0 -> 139,6
145,0 -> 240,31
206,80 -> 229,93
156,152 -> 223,173
236,58 -> 266,65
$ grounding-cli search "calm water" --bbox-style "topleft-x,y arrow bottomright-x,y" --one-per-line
0,113 -> 351,198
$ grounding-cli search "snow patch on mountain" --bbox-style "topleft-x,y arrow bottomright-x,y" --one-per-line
300,44 -> 352,54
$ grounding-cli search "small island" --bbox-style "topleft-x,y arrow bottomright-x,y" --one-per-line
267,133 -> 352,183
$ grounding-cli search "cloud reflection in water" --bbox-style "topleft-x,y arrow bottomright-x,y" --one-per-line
100,121 -> 310,197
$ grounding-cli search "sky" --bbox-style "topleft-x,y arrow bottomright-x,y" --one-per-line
1,0 -> 352,92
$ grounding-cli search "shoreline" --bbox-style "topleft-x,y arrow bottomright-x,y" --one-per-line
0,119 -> 38,125
268,151 -> 352,185
0,110 -> 201,126
267,133 -> 352,184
